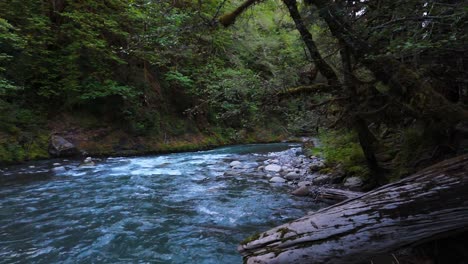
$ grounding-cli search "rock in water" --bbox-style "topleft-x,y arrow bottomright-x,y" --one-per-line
229,160 -> 242,167
49,135 -> 78,157
79,157 -> 95,167
265,164 -> 282,172
270,177 -> 286,183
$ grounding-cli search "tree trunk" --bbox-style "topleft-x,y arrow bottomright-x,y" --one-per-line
239,154 -> 468,264
282,0 -> 339,86
312,0 -> 468,125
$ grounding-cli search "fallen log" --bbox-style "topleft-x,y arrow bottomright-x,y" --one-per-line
308,186 -> 362,203
291,186 -> 362,203
239,154 -> 468,264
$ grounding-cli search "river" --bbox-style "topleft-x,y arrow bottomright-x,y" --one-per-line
0,143 -> 321,263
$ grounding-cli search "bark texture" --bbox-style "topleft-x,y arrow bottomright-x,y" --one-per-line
239,154 -> 468,264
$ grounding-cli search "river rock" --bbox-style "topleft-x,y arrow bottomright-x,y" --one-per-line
49,135 -> 79,157
284,171 -> 301,181
224,170 -> 240,176
298,181 -> 312,187
292,186 -> 310,196
270,177 -> 286,183
344,176 -> 363,188
310,161 -> 325,172
229,161 -> 242,167
52,166 -> 66,172
52,163 -> 61,166
265,164 -> 282,172
313,174 -> 331,184
79,157 -> 95,167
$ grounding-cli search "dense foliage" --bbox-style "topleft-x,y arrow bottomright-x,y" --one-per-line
0,0 -> 312,162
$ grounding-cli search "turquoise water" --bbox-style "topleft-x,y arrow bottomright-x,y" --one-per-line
0,143 -> 320,263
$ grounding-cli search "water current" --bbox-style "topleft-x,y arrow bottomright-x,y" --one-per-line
0,143 -> 321,263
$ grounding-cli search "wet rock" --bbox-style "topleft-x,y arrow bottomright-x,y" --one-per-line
229,161 -> 242,167
52,166 -> 66,172
49,135 -> 79,157
310,161 -> 325,172
313,174 -> 331,184
284,171 -> 301,181
52,163 -> 61,166
292,186 -> 310,196
257,166 -> 264,171
79,157 -> 95,167
265,164 -> 282,172
224,170 -> 239,176
298,181 -> 312,187
344,177 -> 363,188
270,159 -> 279,164
270,177 -> 286,183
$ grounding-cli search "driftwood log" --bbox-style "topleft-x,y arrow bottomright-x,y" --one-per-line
239,154 -> 468,264
308,186 -> 362,203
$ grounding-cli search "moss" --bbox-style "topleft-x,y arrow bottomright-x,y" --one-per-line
313,129 -> 370,178
241,232 -> 262,245
277,227 -> 292,239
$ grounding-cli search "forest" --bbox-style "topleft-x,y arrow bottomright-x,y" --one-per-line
0,0 -> 467,263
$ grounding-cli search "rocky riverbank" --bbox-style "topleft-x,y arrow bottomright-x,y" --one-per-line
222,139 -> 365,197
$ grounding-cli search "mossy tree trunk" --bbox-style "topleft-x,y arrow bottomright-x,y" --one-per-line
282,0 -> 339,86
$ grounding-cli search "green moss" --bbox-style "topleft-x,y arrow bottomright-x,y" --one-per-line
241,232 -> 262,245
277,227 -> 292,239
310,130 -> 369,178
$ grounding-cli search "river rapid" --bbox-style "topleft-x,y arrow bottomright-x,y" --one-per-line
0,143 -> 321,264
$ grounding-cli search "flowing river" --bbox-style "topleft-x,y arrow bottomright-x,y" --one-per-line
0,143 -> 321,263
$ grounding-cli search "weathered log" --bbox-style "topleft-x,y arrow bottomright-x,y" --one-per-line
239,154 -> 468,264
307,186 -> 362,203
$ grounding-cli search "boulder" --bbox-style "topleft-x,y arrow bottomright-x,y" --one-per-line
310,161 -> 325,172
270,177 -> 286,183
312,174 -> 332,184
292,186 -> 310,196
344,176 -> 363,188
265,164 -> 282,172
79,157 -> 95,167
229,160 -> 242,167
298,181 -> 312,187
284,171 -> 302,181
49,135 -> 79,157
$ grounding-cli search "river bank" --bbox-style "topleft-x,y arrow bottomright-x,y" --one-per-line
0,111 -> 292,166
